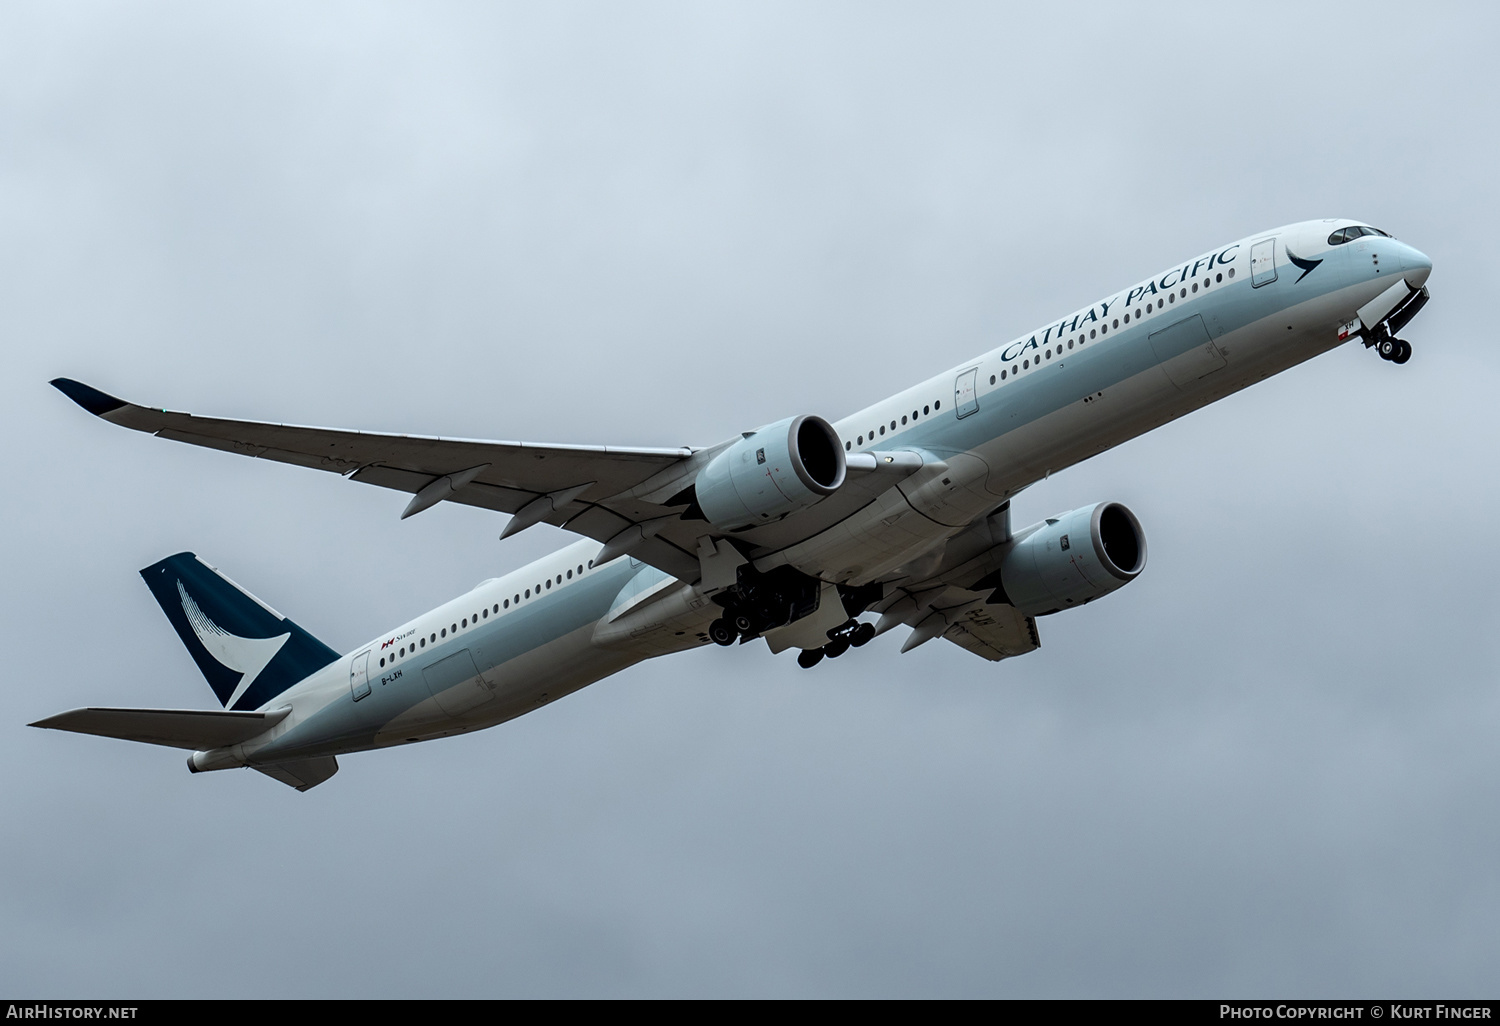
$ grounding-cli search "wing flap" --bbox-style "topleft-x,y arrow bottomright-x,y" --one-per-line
874,584 -> 1041,664
30,706 -> 291,750
939,602 -> 1040,662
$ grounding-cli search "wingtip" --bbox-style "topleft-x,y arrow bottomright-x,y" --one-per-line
50,378 -> 128,417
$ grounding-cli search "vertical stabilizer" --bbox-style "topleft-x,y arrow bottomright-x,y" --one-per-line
140,553 -> 339,710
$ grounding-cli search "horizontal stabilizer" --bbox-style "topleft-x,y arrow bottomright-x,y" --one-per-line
30,706 -> 289,750
253,756 -> 338,792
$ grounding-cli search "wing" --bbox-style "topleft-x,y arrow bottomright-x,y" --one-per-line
53,379 -> 923,584
873,586 -> 1040,663
934,600 -> 1040,661
53,378 -> 710,579
866,505 -> 1041,663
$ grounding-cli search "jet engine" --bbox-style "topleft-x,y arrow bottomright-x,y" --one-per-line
692,415 -> 846,531
992,502 -> 1146,616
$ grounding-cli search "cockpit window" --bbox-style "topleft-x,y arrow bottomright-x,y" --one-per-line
1328,225 -> 1393,245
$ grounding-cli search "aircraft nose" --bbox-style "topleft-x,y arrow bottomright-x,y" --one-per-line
1399,243 -> 1432,288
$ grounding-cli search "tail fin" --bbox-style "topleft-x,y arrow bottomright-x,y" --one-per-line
140,553 -> 339,710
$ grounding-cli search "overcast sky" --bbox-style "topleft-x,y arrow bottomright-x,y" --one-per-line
4,1 -> 1497,998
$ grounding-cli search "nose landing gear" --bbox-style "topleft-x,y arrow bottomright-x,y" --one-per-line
1369,326 -> 1412,365
1376,336 -> 1412,364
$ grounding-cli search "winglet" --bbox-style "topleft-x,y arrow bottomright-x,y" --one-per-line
50,378 -> 128,417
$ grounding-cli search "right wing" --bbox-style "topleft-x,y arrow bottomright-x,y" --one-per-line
873,589 -> 1040,662
934,600 -> 1040,661
867,504 -> 1041,663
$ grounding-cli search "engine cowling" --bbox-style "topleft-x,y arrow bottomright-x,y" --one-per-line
997,502 -> 1146,615
694,415 -> 846,531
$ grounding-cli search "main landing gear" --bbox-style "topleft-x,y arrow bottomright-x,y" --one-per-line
795,619 -> 877,669
708,618 -> 737,646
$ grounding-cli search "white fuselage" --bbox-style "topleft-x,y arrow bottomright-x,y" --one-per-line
217,218 -> 1431,770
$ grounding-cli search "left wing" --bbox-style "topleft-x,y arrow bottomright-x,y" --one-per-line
52,379 -> 926,584
52,378 -> 710,580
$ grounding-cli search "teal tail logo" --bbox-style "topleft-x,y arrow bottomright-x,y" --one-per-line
140,553 -> 339,709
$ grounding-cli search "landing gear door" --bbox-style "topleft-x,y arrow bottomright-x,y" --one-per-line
955,368 -> 979,419
1250,238 -> 1278,287
349,650 -> 371,702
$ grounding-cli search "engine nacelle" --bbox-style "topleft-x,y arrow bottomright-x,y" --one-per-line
997,502 -> 1146,615
694,415 -> 846,531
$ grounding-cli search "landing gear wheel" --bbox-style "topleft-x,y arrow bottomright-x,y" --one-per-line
824,639 -> 850,659
850,622 -> 876,647
709,619 -> 736,647
1394,339 -> 1412,364
1377,337 -> 1397,360
797,649 -> 824,669
732,612 -> 754,634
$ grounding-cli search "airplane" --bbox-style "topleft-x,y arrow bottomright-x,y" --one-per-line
33,218 -> 1433,791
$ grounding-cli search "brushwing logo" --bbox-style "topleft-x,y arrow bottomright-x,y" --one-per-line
177,580 -> 291,709
1286,248 -> 1323,283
